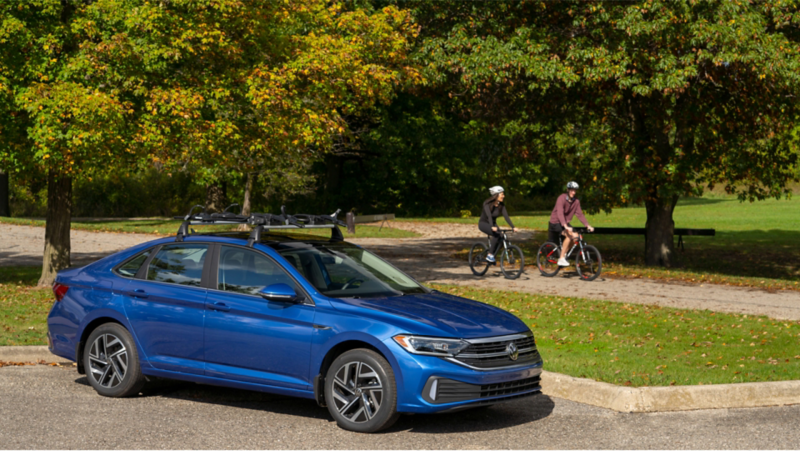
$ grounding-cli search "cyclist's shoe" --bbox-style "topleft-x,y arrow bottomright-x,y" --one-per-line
486,254 -> 496,263
557,257 -> 570,267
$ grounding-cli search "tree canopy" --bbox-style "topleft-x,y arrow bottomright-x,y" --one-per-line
0,0 -> 418,284
394,0 -> 800,265
2,0 -> 800,273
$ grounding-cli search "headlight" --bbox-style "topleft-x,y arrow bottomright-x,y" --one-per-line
393,335 -> 470,357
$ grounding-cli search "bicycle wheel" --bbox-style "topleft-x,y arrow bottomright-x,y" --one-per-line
575,245 -> 602,281
500,245 -> 525,279
536,242 -> 561,277
469,242 -> 491,276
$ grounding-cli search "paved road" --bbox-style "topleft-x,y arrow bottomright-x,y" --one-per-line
1,365 -> 798,449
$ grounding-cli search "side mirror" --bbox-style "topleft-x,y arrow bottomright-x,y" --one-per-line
259,283 -> 303,303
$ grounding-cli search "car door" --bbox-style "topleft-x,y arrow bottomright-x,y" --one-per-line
122,243 -> 210,375
203,244 -> 316,390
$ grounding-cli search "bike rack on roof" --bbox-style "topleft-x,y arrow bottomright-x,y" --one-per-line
173,204 -> 345,246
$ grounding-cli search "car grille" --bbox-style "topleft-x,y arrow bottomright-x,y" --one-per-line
427,375 -> 542,404
452,334 -> 541,369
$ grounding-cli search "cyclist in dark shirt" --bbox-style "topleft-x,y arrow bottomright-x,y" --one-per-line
479,186 -> 516,263
548,181 -> 594,266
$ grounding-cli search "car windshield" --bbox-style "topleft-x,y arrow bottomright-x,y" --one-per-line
273,242 -> 427,298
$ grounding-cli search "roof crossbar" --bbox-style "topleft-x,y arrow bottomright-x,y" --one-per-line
173,204 -> 346,244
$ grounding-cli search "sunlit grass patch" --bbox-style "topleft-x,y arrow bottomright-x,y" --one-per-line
433,284 -> 800,387
0,266 -> 51,346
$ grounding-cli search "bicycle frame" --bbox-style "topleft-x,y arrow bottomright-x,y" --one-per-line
558,233 -> 590,263
486,230 -> 511,257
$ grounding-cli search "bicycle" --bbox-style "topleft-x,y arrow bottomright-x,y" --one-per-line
469,229 -> 524,279
536,229 -> 602,281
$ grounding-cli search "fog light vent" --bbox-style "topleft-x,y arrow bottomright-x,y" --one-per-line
429,379 -> 438,401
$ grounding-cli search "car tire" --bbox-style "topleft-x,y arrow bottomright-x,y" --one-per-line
324,349 -> 400,433
83,323 -> 145,398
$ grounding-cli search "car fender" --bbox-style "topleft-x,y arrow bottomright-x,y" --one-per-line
75,306 -> 151,369
311,330 -> 409,401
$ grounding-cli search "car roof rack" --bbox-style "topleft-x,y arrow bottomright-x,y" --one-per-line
173,204 -> 345,246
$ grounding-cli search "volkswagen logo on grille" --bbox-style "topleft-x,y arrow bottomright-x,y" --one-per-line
506,342 -> 519,361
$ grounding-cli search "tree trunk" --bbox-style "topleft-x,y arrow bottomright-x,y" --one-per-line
0,171 -> 9,217
38,171 -> 72,287
325,154 -> 343,191
205,182 -> 227,213
237,173 -> 255,231
644,195 -> 678,267
242,173 -> 254,216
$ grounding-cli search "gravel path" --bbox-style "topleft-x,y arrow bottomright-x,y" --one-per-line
3,222 -> 799,320
2,365 -> 799,449
0,224 -> 159,267
351,222 -> 800,321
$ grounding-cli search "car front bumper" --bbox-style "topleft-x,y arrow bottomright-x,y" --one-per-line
385,338 -> 544,413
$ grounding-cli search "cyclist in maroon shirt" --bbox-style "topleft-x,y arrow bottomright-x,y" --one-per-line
548,181 -> 594,266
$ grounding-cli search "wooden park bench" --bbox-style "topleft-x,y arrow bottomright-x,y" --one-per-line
573,227 -> 715,250
345,213 -> 395,234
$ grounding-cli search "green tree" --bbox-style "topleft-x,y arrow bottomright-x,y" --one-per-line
0,1 -> 131,285
406,0 -> 800,265
1,0 -> 416,285
307,93 -> 546,216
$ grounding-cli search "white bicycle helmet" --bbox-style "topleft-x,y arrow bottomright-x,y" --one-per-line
566,181 -> 579,190
489,185 -> 504,195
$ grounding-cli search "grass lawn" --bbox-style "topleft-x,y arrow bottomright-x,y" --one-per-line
433,284 -> 800,387
0,266 -> 52,346
405,195 -> 800,291
0,217 -> 418,239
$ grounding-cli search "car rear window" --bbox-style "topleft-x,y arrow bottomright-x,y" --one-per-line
115,249 -> 151,278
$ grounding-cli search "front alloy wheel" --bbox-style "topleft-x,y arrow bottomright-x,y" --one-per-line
325,349 -> 400,433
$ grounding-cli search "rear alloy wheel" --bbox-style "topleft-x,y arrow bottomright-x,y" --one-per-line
84,323 -> 145,397
325,349 -> 400,433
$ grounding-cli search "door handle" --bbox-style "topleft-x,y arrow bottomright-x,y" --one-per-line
127,289 -> 149,299
209,302 -> 231,312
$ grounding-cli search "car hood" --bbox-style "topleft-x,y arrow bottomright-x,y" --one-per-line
332,290 -> 528,339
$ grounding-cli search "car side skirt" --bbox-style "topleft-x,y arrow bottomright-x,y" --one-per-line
141,368 -> 317,401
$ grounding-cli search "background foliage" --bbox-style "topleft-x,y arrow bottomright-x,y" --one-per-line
2,0 -> 799,222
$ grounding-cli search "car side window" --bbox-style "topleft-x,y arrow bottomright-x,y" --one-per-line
147,244 -> 209,287
218,246 -> 298,296
115,249 -> 151,278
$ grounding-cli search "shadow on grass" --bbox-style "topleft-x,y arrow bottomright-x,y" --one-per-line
677,197 -> 731,206
0,250 -> 115,269
78,376 -> 553,434
0,265 -> 41,285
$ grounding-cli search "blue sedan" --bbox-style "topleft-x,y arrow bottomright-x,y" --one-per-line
47,229 -> 543,432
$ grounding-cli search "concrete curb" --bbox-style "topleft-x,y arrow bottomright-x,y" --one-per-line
0,346 -> 70,364
540,370 -> 800,412
3,347 -> 799,412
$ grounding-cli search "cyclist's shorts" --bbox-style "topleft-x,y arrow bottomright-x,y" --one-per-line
548,222 -> 564,243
